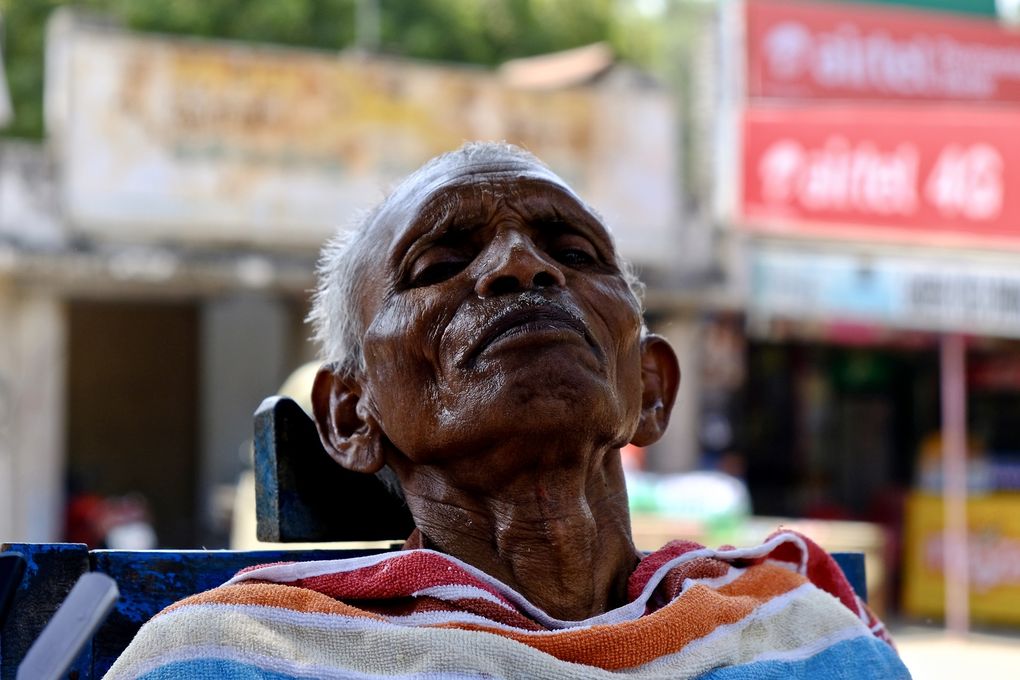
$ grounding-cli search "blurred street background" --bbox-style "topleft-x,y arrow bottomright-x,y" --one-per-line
2,0 -> 1020,675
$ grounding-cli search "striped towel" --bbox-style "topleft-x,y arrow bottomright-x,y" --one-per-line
105,531 -> 910,678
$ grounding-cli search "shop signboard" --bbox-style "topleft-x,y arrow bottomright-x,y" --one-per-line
741,107 -> 1020,248
902,492 -> 1020,625
750,249 -> 1020,338
47,22 -> 677,258
746,0 -> 1020,103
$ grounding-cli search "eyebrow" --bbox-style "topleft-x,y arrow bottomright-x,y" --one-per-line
389,191 -> 466,268
389,179 -> 617,271
529,197 -> 616,253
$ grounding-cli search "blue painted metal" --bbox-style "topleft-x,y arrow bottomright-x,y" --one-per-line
0,552 -> 26,629
831,551 -> 868,603
16,572 -> 119,680
254,396 -> 282,542
0,543 -> 92,680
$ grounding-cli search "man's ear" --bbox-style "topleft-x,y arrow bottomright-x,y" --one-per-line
630,334 -> 681,447
311,365 -> 386,474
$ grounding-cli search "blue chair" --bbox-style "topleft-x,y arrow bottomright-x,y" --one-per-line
0,397 -> 867,679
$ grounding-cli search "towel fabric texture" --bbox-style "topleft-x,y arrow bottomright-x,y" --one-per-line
105,530 -> 910,678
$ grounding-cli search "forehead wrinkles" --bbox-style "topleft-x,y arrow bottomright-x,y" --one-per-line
382,161 -> 557,228
416,158 -> 567,199
383,154 -> 578,225
422,180 -> 522,231
390,177 -> 606,260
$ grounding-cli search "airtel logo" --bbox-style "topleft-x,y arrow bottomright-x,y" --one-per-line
763,21 -> 813,80
756,137 -> 1004,221
758,18 -> 1020,98
758,137 -> 919,216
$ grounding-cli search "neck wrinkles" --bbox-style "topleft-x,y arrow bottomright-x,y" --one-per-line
395,446 -> 639,621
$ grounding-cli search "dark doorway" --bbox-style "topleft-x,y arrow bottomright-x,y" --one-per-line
742,341 -> 937,520
67,300 -> 200,547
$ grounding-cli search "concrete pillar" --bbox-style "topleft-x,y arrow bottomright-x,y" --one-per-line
199,294 -> 288,542
0,290 -> 12,540
0,286 -> 66,541
648,313 -> 702,473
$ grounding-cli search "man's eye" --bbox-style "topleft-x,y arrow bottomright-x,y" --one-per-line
410,260 -> 468,287
554,248 -> 595,267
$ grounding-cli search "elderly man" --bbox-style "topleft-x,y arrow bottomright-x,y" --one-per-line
108,143 -> 910,679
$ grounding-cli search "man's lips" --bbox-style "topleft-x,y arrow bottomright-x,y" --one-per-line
459,303 -> 598,369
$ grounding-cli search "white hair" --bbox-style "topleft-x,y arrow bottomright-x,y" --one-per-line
308,141 -> 645,374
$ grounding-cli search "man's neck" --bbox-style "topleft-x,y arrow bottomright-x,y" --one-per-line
395,450 -> 639,621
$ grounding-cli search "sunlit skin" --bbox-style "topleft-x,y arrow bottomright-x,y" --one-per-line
312,152 -> 680,621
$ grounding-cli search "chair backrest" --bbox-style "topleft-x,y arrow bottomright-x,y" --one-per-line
254,395 -> 415,542
1,395 -> 868,678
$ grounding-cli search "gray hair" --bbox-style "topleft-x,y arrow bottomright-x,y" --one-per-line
308,141 -> 645,374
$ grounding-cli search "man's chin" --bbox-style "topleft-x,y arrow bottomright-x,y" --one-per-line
469,340 -> 604,378
474,371 -> 618,429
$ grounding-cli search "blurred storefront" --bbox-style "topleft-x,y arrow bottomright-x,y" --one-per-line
0,136 -> 318,546
716,0 -> 1020,626
0,10 -> 691,547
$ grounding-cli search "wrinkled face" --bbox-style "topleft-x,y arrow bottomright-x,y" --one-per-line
355,155 -> 646,469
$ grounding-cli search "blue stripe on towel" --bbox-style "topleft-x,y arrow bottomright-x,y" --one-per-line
135,657 -> 491,680
137,658 -> 300,680
699,636 -> 912,679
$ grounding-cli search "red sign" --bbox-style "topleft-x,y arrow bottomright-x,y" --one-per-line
747,0 -> 1020,103
741,107 -> 1020,246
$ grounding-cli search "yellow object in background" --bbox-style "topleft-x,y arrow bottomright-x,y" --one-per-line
902,492 -> 1020,625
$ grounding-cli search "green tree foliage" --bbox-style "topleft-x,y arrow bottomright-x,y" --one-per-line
1,0 -> 105,138
0,0 -> 629,139
380,0 -> 610,66
104,0 -> 359,48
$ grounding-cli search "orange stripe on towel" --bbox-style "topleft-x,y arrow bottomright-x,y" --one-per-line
160,582 -> 388,621
443,563 -> 807,671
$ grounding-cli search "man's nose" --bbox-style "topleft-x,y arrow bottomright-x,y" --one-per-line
473,231 -> 567,297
